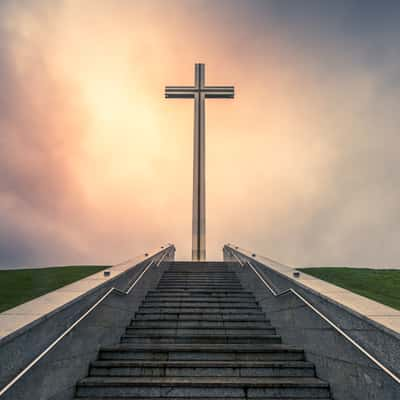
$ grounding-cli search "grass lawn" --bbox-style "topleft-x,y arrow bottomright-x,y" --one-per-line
298,267 -> 400,311
0,266 -> 109,313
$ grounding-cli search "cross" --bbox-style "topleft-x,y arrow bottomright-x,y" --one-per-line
165,64 -> 234,261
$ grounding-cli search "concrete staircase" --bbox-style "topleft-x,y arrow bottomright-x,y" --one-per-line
75,262 -> 331,399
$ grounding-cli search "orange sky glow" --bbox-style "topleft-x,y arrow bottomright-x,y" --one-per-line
2,1 -> 400,266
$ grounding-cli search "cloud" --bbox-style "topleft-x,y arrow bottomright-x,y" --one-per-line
1,0 -> 400,267
0,1 -> 92,266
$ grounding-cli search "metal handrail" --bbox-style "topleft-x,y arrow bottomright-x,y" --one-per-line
228,248 -> 400,386
0,247 -> 172,397
156,250 -> 169,267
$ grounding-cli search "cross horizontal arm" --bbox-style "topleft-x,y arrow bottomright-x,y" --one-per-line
204,92 -> 234,99
165,85 -> 234,99
166,86 -> 234,93
165,86 -> 197,92
203,86 -> 234,92
165,92 -> 195,99
204,86 -> 234,99
165,86 -> 196,99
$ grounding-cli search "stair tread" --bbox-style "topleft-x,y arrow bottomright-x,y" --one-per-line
75,398 -> 329,400
78,376 -> 328,387
132,318 -> 270,323
145,296 -> 254,299
127,326 -> 273,330
140,305 -> 260,309
138,311 -> 262,314
122,333 -> 279,338
144,300 -> 256,302
91,360 -> 314,368
149,290 -> 251,293
100,344 -> 303,352
131,319 -> 270,322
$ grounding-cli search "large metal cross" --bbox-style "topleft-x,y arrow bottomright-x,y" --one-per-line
165,64 -> 234,261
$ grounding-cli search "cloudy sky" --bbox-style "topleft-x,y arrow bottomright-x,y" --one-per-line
1,0 -> 400,267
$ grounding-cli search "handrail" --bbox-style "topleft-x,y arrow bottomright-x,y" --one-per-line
0,247 -> 172,397
156,250 -> 169,267
227,247 -> 400,386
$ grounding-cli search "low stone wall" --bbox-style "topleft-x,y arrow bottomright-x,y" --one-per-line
224,246 -> 400,400
0,247 -> 175,400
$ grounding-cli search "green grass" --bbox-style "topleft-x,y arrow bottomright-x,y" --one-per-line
0,266 -> 109,313
298,267 -> 400,311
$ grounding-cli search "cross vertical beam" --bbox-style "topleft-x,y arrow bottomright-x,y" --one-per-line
193,64 -> 206,261
165,64 -> 234,261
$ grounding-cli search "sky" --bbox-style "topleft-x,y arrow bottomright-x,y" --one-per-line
1,0 -> 400,267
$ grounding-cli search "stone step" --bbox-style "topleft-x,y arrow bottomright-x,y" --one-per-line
167,263 -> 229,266
129,320 -> 273,329
163,273 -> 234,275
160,274 -> 240,283
158,279 -> 242,286
157,284 -> 242,287
120,333 -> 282,345
157,282 -> 241,286
76,376 -> 330,398
148,290 -> 246,293
89,360 -> 315,378
154,289 -> 245,293
134,313 -> 267,321
157,282 -> 242,285
166,266 -> 233,268
160,279 -> 239,282
99,344 -> 305,361
164,274 -> 235,276
138,308 -> 261,314
160,276 -> 239,278
145,290 -> 253,301
163,276 -> 238,278
162,276 -> 239,278
140,303 -> 259,309
75,397 -> 330,400
146,293 -> 254,298
159,278 -> 240,281
140,303 -> 260,309
157,281 -> 242,284
165,273 -> 236,275
146,294 -> 252,299
148,289 -> 252,294
146,290 -> 250,301
155,286 -> 244,290
145,296 -> 255,303
141,301 -> 259,307
164,268 -> 234,271
135,309 -> 265,321
164,272 -> 234,274
156,285 -> 242,288
125,327 -> 276,335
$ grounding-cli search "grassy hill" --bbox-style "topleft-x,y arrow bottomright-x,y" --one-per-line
0,266 -> 109,313
298,267 -> 400,311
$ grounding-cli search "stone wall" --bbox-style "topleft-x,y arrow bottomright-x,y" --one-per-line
224,246 -> 400,400
0,247 -> 175,400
